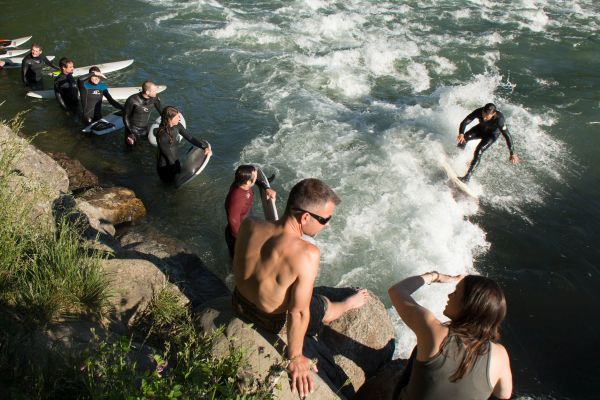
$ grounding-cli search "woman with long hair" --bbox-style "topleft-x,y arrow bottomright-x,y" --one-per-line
156,106 -> 211,183
357,273 -> 512,399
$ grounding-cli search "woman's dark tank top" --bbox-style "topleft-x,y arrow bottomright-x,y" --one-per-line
400,336 -> 493,400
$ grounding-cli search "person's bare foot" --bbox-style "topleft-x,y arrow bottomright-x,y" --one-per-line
343,288 -> 370,310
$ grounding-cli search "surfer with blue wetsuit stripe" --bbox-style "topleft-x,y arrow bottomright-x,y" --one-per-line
156,106 -> 211,183
77,66 -> 124,125
54,58 -> 79,113
123,81 -> 162,146
21,43 -> 59,90
456,103 -> 520,182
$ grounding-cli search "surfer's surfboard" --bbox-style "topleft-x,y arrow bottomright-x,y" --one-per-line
175,144 -> 211,189
258,169 -> 278,221
440,157 -> 479,199
0,48 -> 29,58
82,110 -> 124,136
48,59 -> 134,77
147,112 -> 185,146
26,84 -> 166,100
0,36 -> 32,48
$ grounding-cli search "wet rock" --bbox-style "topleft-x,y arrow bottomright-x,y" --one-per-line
47,152 -> 99,194
79,187 -> 146,225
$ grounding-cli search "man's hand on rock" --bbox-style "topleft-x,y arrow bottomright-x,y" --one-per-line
288,355 -> 317,398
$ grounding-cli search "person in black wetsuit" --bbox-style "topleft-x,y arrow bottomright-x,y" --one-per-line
123,80 -> 162,146
21,43 -> 59,90
456,103 -> 520,182
156,106 -> 212,183
77,66 -> 124,125
54,57 -> 79,113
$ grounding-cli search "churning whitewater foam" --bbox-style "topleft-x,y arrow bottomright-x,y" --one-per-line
140,0 -> 585,366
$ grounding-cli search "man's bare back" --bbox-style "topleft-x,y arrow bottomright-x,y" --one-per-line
233,218 -> 319,315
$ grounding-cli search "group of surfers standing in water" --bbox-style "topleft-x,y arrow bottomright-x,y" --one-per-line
6,41 -> 520,399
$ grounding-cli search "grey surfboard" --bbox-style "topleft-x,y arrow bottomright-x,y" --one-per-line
175,144 -> 212,189
258,169 -> 278,221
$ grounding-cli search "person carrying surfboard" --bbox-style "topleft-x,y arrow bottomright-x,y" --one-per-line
54,57 -> 79,113
123,80 -> 163,146
224,165 -> 276,258
231,178 -> 369,398
20,43 -> 59,90
77,66 -> 124,125
155,106 -> 211,183
456,103 -> 520,182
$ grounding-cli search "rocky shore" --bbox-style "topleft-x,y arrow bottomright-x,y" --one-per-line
1,123 -> 400,399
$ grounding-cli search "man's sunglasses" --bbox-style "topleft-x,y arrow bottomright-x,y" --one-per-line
293,208 -> 332,225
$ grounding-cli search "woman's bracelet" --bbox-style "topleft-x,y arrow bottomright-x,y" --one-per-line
425,271 -> 440,285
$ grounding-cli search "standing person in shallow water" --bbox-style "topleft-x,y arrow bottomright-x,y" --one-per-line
456,103 -> 520,182
224,165 -> 276,258
54,57 -> 79,114
155,106 -> 211,183
123,80 -> 162,146
77,66 -> 124,125
21,43 -> 59,90
356,273 -> 513,399
232,178 -> 370,398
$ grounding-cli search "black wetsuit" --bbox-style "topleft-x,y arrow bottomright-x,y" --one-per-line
21,53 -> 58,89
458,107 -> 514,180
77,73 -> 124,125
156,124 -> 208,182
54,72 -> 79,112
123,93 -> 162,145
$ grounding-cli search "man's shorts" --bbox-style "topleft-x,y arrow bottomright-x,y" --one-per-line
232,287 -> 329,337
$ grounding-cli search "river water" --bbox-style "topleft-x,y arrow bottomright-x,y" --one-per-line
1,1 -> 599,398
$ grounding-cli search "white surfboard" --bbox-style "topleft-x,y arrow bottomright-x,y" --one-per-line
0,36 -> 32,48
2,55 -> 55,69
26,84 -> 166,100
175,144 -> 212,189
148,113 -> 185,146
82,111 -> 124,136
258,169 -> 278,221
0,48 -> 29,58
440,157 -> 479,199
8,55 -> 55,64
48,59 -> 134,77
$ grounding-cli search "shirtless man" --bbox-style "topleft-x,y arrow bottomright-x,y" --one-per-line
232,178 -> 369,398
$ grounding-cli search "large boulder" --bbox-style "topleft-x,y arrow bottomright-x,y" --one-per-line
116,224 -> 230,307
0,124 -> 69,227
196,288 -> 395,399
315,287 -> 395,393
197,297 -> 342,400
79,187 -> 146,225
102,258 -> 189,328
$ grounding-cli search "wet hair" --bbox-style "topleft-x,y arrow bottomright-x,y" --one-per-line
233,165 -> 257,186
142,80 -> 156,94
285,178 -> 341,215
482,103 -> 497,115
443,275 -> 507,381
88,66 -> 101,75
156,106 -> 179,144
59,57 -> 73,69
